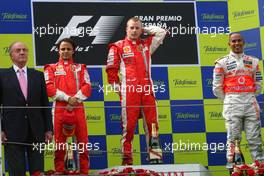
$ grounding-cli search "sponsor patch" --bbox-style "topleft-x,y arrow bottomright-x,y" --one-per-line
44,72 -> 49,81
71,65 -> 76,72
56,65 -> 64,71
107,49 -> 115,65
75,64 -> 82,72
84,70 -> 91,83
107,60 -> 114,65
107,55 -> 114,62
55,71 -> 66,76
226,61 -> 236,65
123,46 -> 131,53
214,67 -> 224,73
243,56 -> 251,60
122,52 -> 134,58
243,60 -> 252,65
244,64 -> 252,69
214,74 -> 223,80
256,71 -> 262,80
137,44 -> 143,52
227,64 -> 236,70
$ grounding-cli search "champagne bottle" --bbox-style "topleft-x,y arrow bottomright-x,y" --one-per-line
149,124 -> 159,148
65,147 -> 77,172
149,123 -> 163,164
233,140 -> 245,165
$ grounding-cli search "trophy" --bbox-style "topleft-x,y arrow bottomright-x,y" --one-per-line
149,123 -> 163,164
227,140 -> 245,175
65,145 -> 77,174
233,140 -> 245,165
62,109 -> 79,174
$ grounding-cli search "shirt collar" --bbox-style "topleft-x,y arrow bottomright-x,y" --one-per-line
59,58 -> 74,65
229,51 -> 244,59
13,64 -> 27,74
125,37 -> 141,45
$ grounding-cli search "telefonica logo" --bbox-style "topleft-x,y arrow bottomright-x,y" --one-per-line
201,13 -> 225,21
206,78 -> 212,87
86,114 -> 100,120
1,12 -> 27,21
3,47 -> 9,56
90,150 -> 103,155
209,111 -> 223,120
245,42 -> 257,50
173,79 -> 197,87
232,10 -> 255,18
204,46 -> 227,53
158,114 -> 167,119
91,82 -> 100,89
153,80 -> 165,86
175,113 -> 200,119
110,114 -> 121,121
44,150 -> 54,156
112,148 -> 122,155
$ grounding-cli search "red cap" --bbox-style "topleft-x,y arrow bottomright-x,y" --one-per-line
62,110 -> 77,137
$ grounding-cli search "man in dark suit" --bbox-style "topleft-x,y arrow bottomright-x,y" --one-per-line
0,42 -> 53,176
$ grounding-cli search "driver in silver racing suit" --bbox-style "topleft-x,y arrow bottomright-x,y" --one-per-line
213,33 -> 264,165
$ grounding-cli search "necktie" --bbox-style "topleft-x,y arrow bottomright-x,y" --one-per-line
18,69 -> 27,99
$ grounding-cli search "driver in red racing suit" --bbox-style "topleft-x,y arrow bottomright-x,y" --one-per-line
44,38 -> 91,174
106,17 -> 167,165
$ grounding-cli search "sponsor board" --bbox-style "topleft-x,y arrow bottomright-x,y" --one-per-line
228,0 -> 259,31
84,101 -> 106,135
0,34 -> 34,68
168,67 -> 203,100
32,1 -> 198,66
0,0 -> 32,33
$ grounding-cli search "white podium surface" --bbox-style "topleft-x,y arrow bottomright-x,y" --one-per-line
96,164 -> 212,176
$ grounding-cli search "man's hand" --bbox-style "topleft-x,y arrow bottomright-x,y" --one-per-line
45,131 -> 53,143
165,28 -> 170,36
68,97 -> 79,106
111,83 -> 121,97
66,104 -> 74,111
1,131 -> 7,142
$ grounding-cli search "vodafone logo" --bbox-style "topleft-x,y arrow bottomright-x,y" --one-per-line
238,76 -> 246,85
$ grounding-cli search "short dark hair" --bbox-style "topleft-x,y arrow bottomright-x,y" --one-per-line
229,32 -> 244,42
56,38 -> 76,51
126,17 -> 142,27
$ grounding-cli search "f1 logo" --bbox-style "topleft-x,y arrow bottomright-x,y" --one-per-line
56,15 -> 124,44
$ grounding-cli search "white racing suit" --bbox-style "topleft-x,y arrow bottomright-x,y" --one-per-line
213,51 -> 264,162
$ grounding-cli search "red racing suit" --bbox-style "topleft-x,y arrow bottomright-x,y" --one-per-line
106,26 -> 166,163
213,51 -> 263,163
44,58 -> 91,173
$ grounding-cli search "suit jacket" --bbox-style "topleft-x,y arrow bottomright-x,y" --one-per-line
0,67 -> 53,143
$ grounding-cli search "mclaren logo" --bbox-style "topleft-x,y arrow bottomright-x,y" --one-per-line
56,15 -> 124,44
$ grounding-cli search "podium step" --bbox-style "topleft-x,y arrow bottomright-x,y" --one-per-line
96,164 -> 211,176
